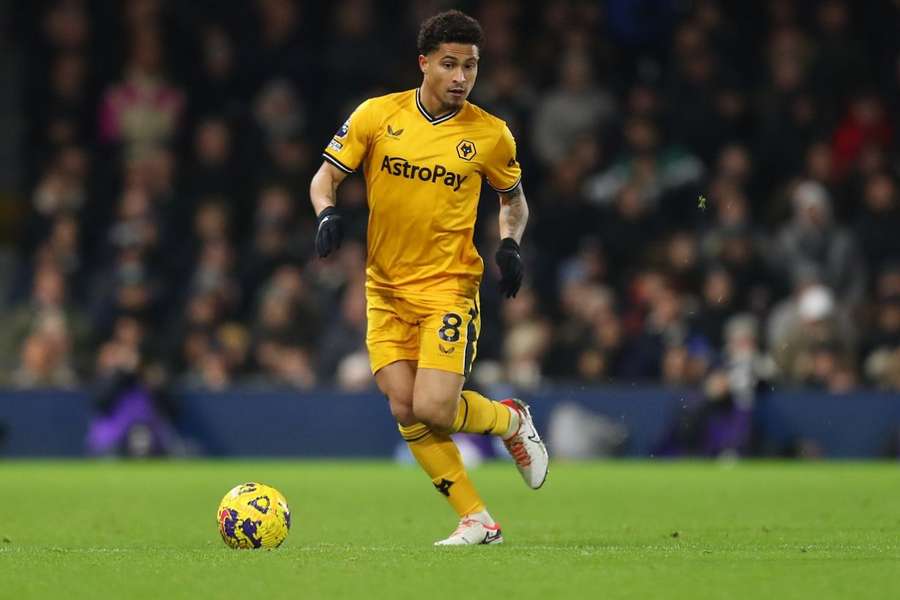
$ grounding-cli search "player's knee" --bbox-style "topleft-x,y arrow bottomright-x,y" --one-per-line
376,368 -> 416,425
413,398 -> 455,432
388,395 -> 416,426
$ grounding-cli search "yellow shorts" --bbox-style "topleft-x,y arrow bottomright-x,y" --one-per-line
366,289 -> 481,376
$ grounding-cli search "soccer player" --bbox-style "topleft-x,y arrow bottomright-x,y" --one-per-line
309,10 -> 548,545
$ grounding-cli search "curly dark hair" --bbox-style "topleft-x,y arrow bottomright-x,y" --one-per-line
417,10 -> 484,56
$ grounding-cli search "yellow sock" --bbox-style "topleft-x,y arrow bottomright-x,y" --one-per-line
399,422 -> 485,517
450,390 -> 513,437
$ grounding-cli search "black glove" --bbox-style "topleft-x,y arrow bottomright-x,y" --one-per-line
315,206 -> 343,258
495,237 -> 523,298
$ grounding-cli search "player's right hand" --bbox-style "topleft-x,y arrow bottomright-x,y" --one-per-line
315,206 -> 344,258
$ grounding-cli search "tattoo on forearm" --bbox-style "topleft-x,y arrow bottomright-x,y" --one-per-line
499,183 -> 528,239
503,183 -> 523,201
503,200 -> 524,219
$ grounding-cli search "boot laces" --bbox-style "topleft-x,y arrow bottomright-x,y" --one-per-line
506,436 -> 533,467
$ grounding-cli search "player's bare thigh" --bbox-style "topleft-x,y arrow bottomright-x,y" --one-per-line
374,360 -> 418,426
412,367 -> 465,432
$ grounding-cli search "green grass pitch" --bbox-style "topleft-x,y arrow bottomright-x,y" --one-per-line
2,460 -> 898,599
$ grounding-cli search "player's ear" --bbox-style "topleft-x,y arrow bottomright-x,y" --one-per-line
418,54 -> 428,75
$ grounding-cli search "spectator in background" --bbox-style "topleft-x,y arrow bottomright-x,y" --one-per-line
722,313 -> 774,405
862,265 -> 900,390
24,147 -> 88,256
185,116 -> 236,201
177,319 -> 250,391
191,200 -> 231,252
855,172 -> 900,268
122,145 -> 178,228
706,174 -> 752,236
803,140 -> 836,188
621,278 -> 689,380
87,316 -> 180,456
597,184 -> 660,285
700,184 -> 762,287
98,27 -> 184,151
187,238 -> 241,317
252,79 -> 305,147
247,0 -> 315,92
665,20 -> 730,163
318,279 -> 371,390
29,1 -> 92,162
660,367 -> 756,457
810,0 -> 868,112
33,52 -> 92,165
191,25 -> 242,118
830,92 -> 893,182
873,263 -> 900,300
700,181 -> 773,312
714,143 -> 754,193
89,246 -> 160,334
87,182 -> 166,326
40,1 -> 92,54
555,237 -> 608,293
545,282 -> 623,383
7,327 -> 77,389
105,186 -> 160,258
39,214 -> 83,291
324,0 -> 384,99
585,115 -> 704,226
662,230 -> 703,294
256,129 -> 314,203
531,51 -> 616,167
770,283 -> 856,388
472,60 -> 536,140
501,286 -> 552,390
756,25 -> 819,185
249,265 -> 318,389
530,161 -> 602,304
862,292 -> 900,390
771,180 -> 866,306
173,291 -> 226,386
691,265 -> 738,349
0,262 -> 89,380
239,184 -> 302,299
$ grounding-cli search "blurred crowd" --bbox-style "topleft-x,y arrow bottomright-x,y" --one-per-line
5,0 -> 900,401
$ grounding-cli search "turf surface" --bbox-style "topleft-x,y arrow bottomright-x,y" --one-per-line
1,460 -> 898,599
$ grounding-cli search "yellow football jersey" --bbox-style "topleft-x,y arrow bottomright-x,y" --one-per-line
322,88 -> 522,297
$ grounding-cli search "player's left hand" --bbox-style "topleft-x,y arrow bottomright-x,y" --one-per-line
495,237 -> 523,298
315,206 -> 344,258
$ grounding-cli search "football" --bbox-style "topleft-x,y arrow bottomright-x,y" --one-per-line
216,482 -> 291,549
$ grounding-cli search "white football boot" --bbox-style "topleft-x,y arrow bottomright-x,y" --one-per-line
501,398 -> 549,489
434,517 -> 504,546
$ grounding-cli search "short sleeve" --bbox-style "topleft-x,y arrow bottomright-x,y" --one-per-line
482,124 -> 522,193
322,100 -> 374,173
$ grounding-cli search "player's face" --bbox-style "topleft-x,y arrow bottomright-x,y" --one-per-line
420,43 -> 479,111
